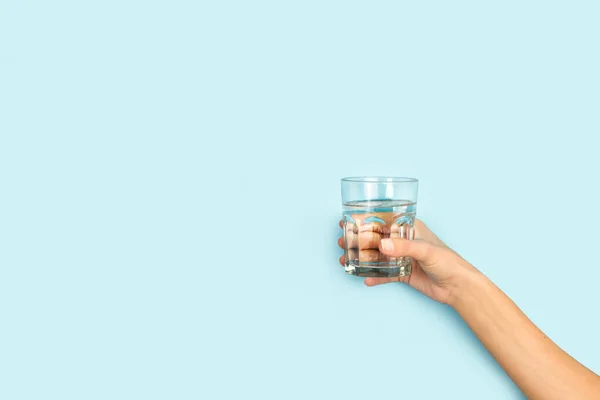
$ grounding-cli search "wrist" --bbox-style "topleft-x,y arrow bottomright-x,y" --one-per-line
446,262 -> 490,309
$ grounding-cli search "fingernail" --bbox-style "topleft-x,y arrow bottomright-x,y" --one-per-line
381,239 -> 394,252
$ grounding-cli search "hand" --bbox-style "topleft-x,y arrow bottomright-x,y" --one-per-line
338,220 -> 477,305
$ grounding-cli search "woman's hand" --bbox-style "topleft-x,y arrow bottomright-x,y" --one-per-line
339,219 -> 600,398
338,220 -> 478,305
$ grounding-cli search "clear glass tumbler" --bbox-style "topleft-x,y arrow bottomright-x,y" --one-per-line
341,177 -> 418,277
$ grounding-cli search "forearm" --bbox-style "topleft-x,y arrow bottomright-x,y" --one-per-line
450,269 -> 600,400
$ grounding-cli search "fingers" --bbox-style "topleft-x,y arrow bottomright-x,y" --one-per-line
341,221 -> 382,250
379,238 -> 436,264
339,255 -> 345,266
358,249 -> 381,262
341,219 -> 443,251
357,230 -> 380,250
340,219 -> 442,268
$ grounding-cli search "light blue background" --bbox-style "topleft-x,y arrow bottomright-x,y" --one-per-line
1,1 -> 599,399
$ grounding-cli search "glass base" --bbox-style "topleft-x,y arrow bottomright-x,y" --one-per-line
344,262 -> 412,278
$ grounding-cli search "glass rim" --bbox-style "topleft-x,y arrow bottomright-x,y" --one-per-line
341,176 -> 418,183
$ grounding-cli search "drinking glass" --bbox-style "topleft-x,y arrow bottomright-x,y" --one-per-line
341,177 -> 418,277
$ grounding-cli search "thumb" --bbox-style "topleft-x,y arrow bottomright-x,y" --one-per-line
379,238 -> 437,265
